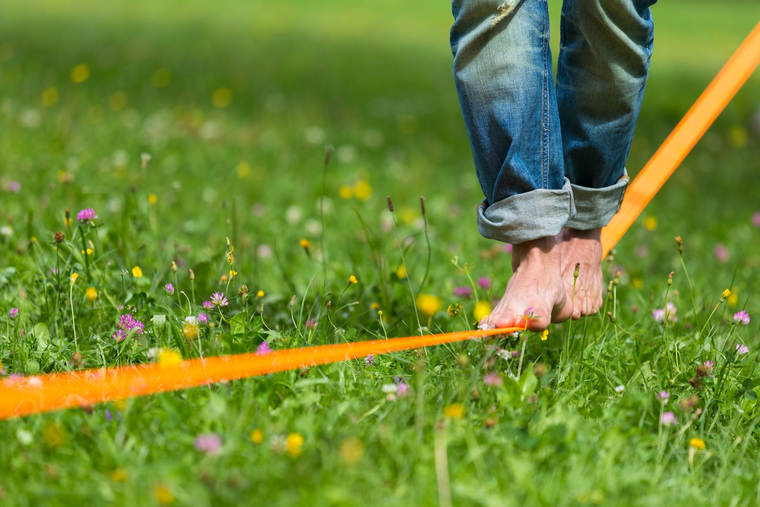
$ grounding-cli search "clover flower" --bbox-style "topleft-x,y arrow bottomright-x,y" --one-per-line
653,302 -> 678,323
113,314 -> 144,340
397,381 -> 411,398
736,343 -> 749,355
477,277 -> 491,289
210,292 -> 228,307
660,412 -> 677,426
734,310 -> 750,326
6,181 -> 20,192
76,208 -> 98,223
305,319 -> 318,329
197,313 -> 208,325
365,354 -> 374,366
484,372 -> 503,387
164,283 -> 175,295
203,301 -> 213,309
452,286 -> 472,298
9,308 -> 18,319
256,341 -> 272,356
194,434 -> 222,455
703,360 -> 714,371
658,390 -> 670,400
714,244 -> 729,263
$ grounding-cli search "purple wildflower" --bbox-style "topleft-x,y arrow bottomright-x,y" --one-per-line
511,350 -> 520,358
397,382 -> 411,398
305,318 -> 318,329
197,313 -> 208,325
660,412 -> 677,426
653,303 -> 678,323
477,277 -> 491,290
704,360 -> 714,372
734,310 -> 750,326
714,244 -> 729,263
484,372 -> 503,387
6,181 -> 20,192
658,390 -> 670,400
76,208 -> 98,223
365,354 -> 375,366
194,434 -> 223,455
210,292 -> 228,307
165,283 -> 175,295
112,329 -> 127,342
736,343 -> 750,355
453,286 -> 473,298
753,212 -> 760,228
257,341 -> 272,356
9,308 -> 18,319
105,409 -> 113,422
503,244 -> 513,253
203,301 -> 213,310
114,314 -> 144,341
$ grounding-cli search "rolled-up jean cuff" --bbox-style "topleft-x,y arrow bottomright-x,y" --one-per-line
477,178 -> 576,245
565,170 -> 629,230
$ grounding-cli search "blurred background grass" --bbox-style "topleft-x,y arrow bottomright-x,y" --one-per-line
0,0 -> 759,296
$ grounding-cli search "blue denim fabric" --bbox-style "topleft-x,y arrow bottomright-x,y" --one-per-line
451,0 -> 655,244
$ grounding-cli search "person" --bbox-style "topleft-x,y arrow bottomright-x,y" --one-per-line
450,0 -> 655,331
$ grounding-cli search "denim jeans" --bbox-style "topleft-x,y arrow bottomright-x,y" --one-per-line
451,0 -> 656,244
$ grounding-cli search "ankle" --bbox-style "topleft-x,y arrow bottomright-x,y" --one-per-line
513,236 -> 559,262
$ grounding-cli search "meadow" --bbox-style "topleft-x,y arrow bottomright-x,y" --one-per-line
1,0 -> 760,505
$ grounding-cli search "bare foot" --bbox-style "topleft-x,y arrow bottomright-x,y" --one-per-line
558,228 -> 603,319
481,236 -> 573,332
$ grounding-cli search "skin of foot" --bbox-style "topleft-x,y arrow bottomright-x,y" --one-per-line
481,235 -> 574,332
557,227 -> 604,319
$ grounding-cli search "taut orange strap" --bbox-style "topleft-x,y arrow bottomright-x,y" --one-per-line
601,20 -> 760,258
0,326 -> 522,420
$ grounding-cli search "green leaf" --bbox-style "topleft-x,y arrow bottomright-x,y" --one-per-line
745,389 -> 758,401
26,360 -> 40,374
230,312 -> 247,336
32,323 -> 50,349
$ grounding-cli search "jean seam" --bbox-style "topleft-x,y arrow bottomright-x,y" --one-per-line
541,0 -> 549,190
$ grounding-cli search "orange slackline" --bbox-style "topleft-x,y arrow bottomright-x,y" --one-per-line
2,22 -> 760,421
601,20 -> 760,258
0,326 -> 522,420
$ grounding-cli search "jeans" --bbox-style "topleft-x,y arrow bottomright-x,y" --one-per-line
451,0 -> 655,244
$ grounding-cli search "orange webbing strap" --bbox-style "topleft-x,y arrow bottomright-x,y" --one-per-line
601,20 -> 760,258
0,326 -> 522,420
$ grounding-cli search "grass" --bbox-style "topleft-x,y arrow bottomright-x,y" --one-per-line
1,0 -> 760,505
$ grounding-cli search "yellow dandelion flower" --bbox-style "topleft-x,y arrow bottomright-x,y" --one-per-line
722,289 -> 731,299
110,469 -> 127,482
183,322 -> 199,340
473,301 -> 492,321
30,236 -> 36,242
286,432 -> 304,458
349,275 -> 358,284
42,422 -> 67,448
81,248 -> 93,255
42,87 -> 58,107
85,287 -> 98,301
644,216 -> 658,231
541,329 -> 549,341
70,64 -> 90,83
132,266 -> 143,278
728,292 -> 738,307
251,429 -> 264,444
299,238 -> 310,249
416,294 -> 442,318
689,437 -> 705,451
395,265 -> 407,279
354,180 -> 372,201
339,437 -> 365,465
70,273 -> 79,283
443,403 -> 464,419
155,485 -> 175,505
148,193 -> 158,205
236,161 -> 251,179
159,349 -> 182,369
212,88 -> 232,108
371,302 -> 381,310
256,290 -> 265,298
338,186 -> 353,199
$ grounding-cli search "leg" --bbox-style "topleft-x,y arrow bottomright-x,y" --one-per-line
451,0 -> 573,330
556,0 -> 655,316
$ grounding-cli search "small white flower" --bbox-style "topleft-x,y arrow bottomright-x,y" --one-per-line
147,347 -> 163,360
0,225 -> 12,237
285,205 -> 302,224
615,385 -> 625,393
185,316 -> 197,325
